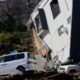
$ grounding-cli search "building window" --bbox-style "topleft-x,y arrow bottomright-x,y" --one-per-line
58,25 -> 68,36
58,25 -> 64,36
35,9 -> 48,33
35,15 -> 42,33
67,16 -> 72,24
50,0 -> 60,19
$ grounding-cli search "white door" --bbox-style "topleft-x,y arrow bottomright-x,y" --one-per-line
3,55 -> 17,75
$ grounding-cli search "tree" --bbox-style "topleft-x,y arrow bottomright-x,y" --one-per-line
0,33 -> 20,55
0,0 -> 42,55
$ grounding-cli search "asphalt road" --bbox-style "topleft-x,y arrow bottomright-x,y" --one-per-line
0,71 -> 76,80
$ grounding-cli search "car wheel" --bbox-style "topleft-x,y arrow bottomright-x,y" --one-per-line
69,69 -> 77,74
17,66 -> 25,75
33,70 -> 38,74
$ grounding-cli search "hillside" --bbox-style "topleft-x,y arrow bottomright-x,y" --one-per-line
0,0 -> 41,55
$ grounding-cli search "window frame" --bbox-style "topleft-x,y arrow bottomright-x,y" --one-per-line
35,14 -> 42,33
50,0 -> 61,19
58,25 -> 64,36
35,9 -> 48,34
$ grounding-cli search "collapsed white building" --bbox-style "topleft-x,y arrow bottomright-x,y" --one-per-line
28,0 -> 80,65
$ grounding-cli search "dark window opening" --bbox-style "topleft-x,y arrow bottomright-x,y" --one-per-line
39,9 -> 48,30
35,9 -> 48,33
58,25 -> 64,36
50,0 -> 60,19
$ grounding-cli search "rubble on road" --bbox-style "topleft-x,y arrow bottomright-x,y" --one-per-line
1,71 -> 80,80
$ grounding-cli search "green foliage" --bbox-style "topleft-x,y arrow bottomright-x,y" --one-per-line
0,9 -> 32,55
0,32 -> 34,55
14,32 -> 33,52
0,33 -> 20,55
0,14 -> 33,55
0,33 -> 15,42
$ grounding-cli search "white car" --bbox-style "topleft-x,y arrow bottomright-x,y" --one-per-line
58,64 -> 80,73
0,52 -> 38,75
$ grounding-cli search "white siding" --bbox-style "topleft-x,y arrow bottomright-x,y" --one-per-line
31,0 -> 73,63
42,0 -> 73,62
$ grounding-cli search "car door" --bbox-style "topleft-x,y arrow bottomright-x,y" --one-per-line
3,55 -> 16,75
